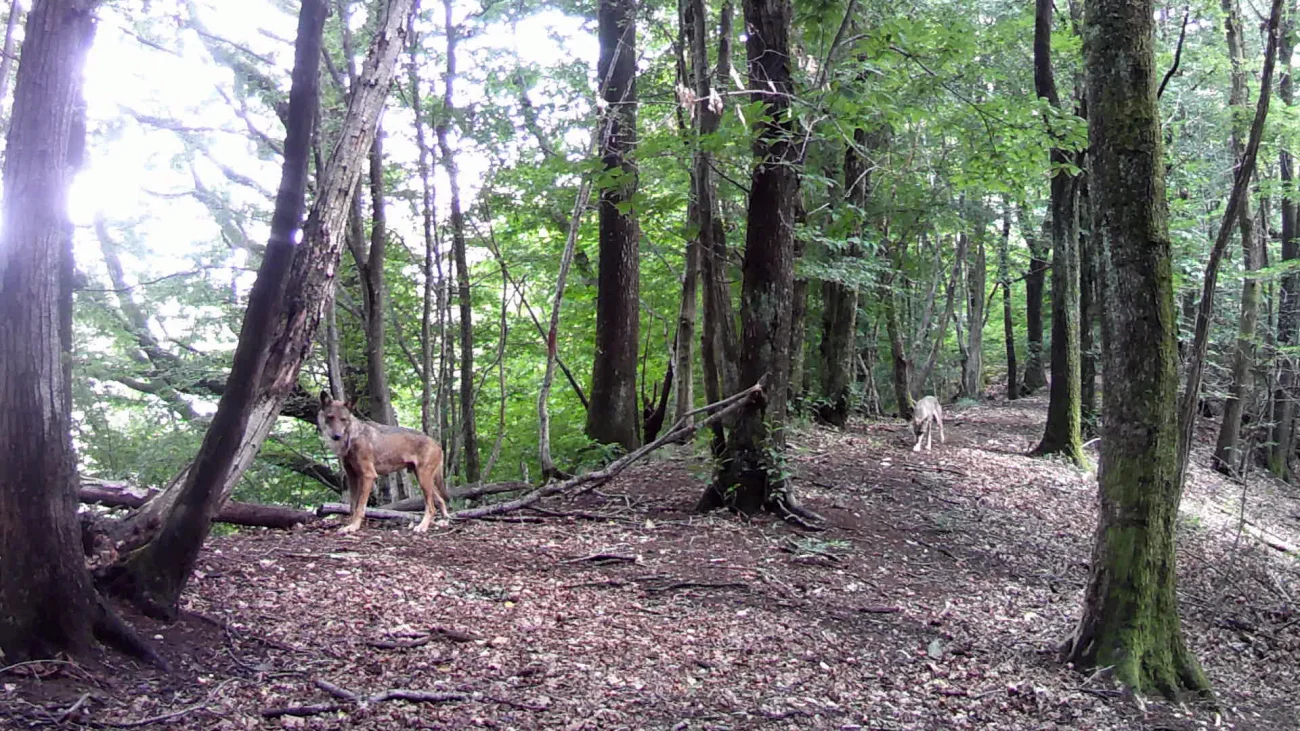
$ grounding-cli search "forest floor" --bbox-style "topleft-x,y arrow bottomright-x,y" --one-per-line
3,394 -> 1299,730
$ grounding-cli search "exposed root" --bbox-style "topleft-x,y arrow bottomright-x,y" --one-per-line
92,596 -> 169,671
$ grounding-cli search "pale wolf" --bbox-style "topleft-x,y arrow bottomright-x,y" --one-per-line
911,395 -> 945,452
317,392 -> 449,533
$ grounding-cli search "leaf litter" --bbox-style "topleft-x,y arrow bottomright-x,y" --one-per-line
1,394 -> 1297,729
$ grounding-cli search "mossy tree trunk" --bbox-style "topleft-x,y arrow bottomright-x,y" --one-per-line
1062,0 -> 1211,697
1021,212 -> 1048,394
1031,0 -> 1084,465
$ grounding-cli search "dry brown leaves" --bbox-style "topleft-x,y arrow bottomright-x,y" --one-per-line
2,395 -> 1297,730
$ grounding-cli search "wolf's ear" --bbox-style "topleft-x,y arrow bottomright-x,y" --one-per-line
320,390 -> 331,407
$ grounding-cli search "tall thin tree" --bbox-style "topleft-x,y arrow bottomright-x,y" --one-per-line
1031,0 -> 1084,464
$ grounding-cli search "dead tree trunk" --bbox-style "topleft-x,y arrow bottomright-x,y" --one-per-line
100,0 -> 414,615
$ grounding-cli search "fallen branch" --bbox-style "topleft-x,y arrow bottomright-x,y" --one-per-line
261,687 -> 470,718
450,384 -> 764,520
316,504 -> 417,522
378,480 -> 531,511
563,552 -> 640,565
80,480 -> 315,529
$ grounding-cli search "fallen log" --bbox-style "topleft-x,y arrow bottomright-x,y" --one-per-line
80,480 -> 315,529
378,480 -> 531,511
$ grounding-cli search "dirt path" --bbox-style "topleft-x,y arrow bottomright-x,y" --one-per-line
3,396 -> 1297,729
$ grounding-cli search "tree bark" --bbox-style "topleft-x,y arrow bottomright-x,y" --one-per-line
881,257 -> 913,418
1213,0 -> 1264,477
1270,6 -> 1297,479
435,0 -> 480,482
1000,204 -> 1019,400
586,0 -> 642,452
0,0 -> 104,663
1031,0 -> 1084,465
698,0 -> 816,528
1062,0 -> 1212,696
101,0 -> 413,615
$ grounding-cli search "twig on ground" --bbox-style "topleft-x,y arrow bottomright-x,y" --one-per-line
563,552 -> 640,565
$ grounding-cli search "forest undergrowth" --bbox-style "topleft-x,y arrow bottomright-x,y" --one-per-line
1,394 -> 1297,730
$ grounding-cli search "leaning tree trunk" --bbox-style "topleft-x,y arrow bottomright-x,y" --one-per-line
698,0 -> 816,527
1214,0 -> 1264,477
101,0 -> 414,612
585,0 -> 642,452
1000,204 -> 1020,400
0,0 -> 104,662
1270,6 -> 1297,479
1062,0 -> 1213,696
0,0 -> 21,111
1031,0 -> 1084,465
436,0 -> 480,482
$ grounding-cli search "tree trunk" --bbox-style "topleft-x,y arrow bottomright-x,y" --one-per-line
1000,204 -> 1020,400
434,0 -> 480,483
881,266 -> 913,418
788,230 -> 810,408
962,216 -> 986,400
698,0 -> 815,528
1213,0 -> 1264,477
407,15 -> 439,438
1270,6 -> 1296,480
1022,211 -> 1048,394
1062,0 -> 1212,696
1079,172 -> 1099,432
0,0 -> 103,662
100,0 -> 413,614
1031,0 -> 1084,465
696,1 -> 739,455
585,0 -> 642,452
815,130 -> 870,427
0,0 -> 21,113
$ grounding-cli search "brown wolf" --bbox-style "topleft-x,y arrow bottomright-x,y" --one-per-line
317,391 -> 449,533
911,395 -> 945,452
